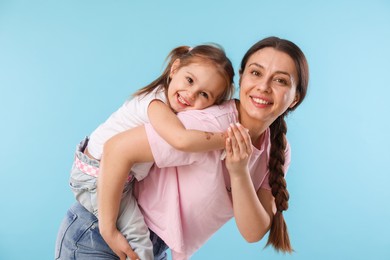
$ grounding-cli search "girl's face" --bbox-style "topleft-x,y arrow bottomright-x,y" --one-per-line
167,60 -> 226,112
239,47 -> 299,129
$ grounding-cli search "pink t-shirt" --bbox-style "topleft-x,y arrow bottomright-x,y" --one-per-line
135,100 -> 291,259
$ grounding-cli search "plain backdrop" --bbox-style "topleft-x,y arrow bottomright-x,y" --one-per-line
1,0 -> 389,259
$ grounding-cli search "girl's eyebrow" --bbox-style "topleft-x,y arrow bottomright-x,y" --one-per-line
248,62 -> 292,77
186,71 -> 198,81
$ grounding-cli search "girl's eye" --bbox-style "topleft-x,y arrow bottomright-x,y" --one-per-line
186,77 -> 194,84
200,92 -> 209,99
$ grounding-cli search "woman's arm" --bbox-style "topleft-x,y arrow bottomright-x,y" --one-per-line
225,123 -> 276,242
98,126 -> 153,260
148,100 -> 226,152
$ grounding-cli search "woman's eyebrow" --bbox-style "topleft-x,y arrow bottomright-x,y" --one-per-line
248,63 -> 291,77
248,62 -> 263,69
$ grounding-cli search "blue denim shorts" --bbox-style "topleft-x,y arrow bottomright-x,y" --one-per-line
55,202 -> 168,260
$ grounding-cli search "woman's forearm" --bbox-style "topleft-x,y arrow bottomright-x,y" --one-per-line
230,173 -> 272,242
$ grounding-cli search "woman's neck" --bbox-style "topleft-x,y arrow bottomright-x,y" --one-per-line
235,99 -> 269,148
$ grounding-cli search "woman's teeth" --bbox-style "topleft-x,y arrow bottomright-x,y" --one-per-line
252,97 -> 270,105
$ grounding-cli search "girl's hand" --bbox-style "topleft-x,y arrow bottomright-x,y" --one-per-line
101,228 -> 140,260
225,123 -> 253,176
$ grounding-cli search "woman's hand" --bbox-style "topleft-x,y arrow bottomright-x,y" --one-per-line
225,123 -> 253,176
100,227 -> 140,260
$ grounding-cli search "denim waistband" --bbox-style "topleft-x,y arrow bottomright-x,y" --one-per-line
74,137 -> 133,182
74,137 -> 100,178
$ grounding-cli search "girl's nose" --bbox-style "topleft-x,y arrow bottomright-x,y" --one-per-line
187,90 -> 196,100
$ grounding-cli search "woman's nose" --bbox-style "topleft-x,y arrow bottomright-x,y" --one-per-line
256,79 -> 271,92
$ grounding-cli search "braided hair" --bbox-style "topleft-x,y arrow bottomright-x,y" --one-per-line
240,36 -> 309,253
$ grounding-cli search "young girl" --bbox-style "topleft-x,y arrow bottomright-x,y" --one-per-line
69,44 -> 235,259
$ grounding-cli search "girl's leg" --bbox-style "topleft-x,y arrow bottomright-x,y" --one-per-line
116,184 -> 154,259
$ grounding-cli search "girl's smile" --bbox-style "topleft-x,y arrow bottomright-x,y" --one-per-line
167,61 -> 226,112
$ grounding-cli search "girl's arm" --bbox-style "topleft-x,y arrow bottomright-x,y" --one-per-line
98,126 -> 153,260
225,123 -> 276,242
148,100 -> 226,152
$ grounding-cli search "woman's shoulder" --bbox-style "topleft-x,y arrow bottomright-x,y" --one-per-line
177,99 -> 238,131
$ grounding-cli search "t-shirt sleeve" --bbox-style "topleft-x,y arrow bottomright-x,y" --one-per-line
145,123 -> 204,168
144,110 -> 223,168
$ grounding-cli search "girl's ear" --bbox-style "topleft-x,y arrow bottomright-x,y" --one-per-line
289,93 -> 300,109
170,59 -> 181,78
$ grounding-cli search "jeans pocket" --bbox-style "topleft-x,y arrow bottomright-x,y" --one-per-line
55,209 -> 77,259
70,177 -> 98,215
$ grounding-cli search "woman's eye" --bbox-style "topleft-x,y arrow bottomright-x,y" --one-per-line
186,77 -> 194,84
275,78 -> 288,85
251,70 -> 260,76
200,92 -> 209,98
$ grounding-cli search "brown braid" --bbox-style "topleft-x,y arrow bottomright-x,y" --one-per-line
266,114 -> 292,253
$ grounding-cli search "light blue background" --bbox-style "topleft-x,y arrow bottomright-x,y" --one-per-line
1,0 -> 389,259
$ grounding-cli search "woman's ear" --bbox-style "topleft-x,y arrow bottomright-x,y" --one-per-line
170,59 -> 181,78
289,93 -> 300,109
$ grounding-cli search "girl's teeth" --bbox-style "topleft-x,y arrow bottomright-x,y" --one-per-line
252,97 -> 270,104
178,95 -> 189,105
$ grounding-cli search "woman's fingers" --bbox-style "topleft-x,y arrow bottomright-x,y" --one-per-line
228,125 -> 238,153
228,123 -> 251,156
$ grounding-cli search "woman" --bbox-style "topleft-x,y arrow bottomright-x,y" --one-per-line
55,36 -> 309,260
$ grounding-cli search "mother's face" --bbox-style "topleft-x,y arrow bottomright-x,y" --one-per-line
239,47 -> 300,126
